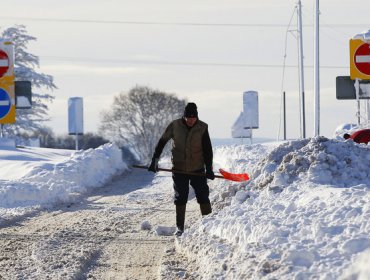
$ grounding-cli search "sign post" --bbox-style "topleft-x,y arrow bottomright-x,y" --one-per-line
355,79 -> 361,125
68,97 -> 84,150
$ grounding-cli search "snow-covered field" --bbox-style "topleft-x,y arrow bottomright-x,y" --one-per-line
1,137 -> 370,279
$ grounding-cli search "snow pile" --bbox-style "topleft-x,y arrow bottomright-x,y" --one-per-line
251,136 -> 370,189
155,225 -> 176,236
0,143 -> 127,219
343,248 -> 370,279
210,143 -> 277,209
333,123 -> 357,139
177,137 -> 370,279
141,220 -> 152,230
213,143 -> 274,174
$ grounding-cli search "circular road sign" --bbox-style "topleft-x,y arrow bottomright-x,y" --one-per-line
0,50 -> 10,77
354,43 -> 370,76
0,88 -> 11,119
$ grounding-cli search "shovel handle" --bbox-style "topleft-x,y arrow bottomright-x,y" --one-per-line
132,165 -> 224,179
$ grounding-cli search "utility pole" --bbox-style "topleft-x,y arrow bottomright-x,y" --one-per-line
297,0 -> 306,138
283,91 -> 287,140
314,0 -> 320,136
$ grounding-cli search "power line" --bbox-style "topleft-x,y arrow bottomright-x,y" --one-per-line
1,17 -> 288,27
40,55 -> 348,69
278,5 -> 297,141
2,16 -> 368,28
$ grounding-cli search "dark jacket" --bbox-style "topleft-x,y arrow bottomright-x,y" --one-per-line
153,118 -> 213,172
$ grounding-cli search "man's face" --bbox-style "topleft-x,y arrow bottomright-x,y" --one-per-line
185,117 -> 197,127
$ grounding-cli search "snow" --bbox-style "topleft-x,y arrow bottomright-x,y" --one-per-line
353,29 -> 370,41
334,123 -> 358,139
1,137 -> 370,279
177,137 -> 370,279
16,95 -> 32,108
0,143 -> 127,222
155,225 -> 176,236
141,220 -> 152,230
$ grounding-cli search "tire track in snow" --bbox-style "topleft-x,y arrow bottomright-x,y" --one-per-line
0,169 -> 199,279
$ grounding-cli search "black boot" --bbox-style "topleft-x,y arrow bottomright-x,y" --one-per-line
175,204 -> 186,236
200,203 -> 212,216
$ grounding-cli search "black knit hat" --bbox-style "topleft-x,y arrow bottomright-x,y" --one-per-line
184,102 -> 198,118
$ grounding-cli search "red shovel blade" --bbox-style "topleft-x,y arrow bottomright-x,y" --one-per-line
219,169 -> 250,182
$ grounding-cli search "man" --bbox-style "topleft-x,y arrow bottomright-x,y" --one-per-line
148,102 -> 215,236
343,129 -> 370,144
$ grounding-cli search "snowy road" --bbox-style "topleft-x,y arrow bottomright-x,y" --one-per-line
0,168 -> 199,279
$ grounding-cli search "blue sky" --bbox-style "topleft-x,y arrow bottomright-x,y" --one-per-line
1,0 -> 369,139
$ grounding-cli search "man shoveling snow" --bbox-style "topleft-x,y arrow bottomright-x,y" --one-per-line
148,102 -> 215,236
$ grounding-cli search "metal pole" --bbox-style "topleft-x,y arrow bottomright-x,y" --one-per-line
283,91 -> 287,140
0,124 -> 3,138
250,126 -> 253,145
366,99 -> 370,125
355,78 -> 361,125
313,0 -> 320,136
297,0 -> 306,138
75,134 -> 79,150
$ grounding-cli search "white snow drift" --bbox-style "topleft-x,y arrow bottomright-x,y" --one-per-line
0,143 -> 127,221
178,137 -> 370,279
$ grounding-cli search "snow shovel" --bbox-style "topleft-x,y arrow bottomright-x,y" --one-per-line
132,165 -> 249,182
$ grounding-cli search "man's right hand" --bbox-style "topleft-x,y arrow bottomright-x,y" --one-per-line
148,158 -> 159,173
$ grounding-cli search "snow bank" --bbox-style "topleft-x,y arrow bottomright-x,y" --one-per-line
343,249 -> 370,279
251,136 -> 370,188
213,143 -> 274,173
210,142 -> 277,210
0,143 -> 127,212
155,225 -> 176,236
178,137 -> 370,279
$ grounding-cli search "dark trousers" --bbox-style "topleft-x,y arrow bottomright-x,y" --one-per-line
172,171 -> 210,205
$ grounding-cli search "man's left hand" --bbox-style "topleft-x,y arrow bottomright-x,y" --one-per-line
206,166 -> 215,180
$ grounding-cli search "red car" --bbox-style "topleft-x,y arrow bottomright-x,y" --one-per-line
343,129 -> 370,144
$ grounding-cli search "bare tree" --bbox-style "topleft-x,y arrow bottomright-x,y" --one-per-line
99,86 -> 186,162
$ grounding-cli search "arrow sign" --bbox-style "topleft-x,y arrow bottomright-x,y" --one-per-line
0,50 -> 9,78
0,88 -> 12,119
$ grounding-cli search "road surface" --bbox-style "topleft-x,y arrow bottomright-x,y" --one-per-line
0,169 -> 201,279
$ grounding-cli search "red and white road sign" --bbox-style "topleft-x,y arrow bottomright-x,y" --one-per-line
354,43 -> 370,76
0,50 -> 9,78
